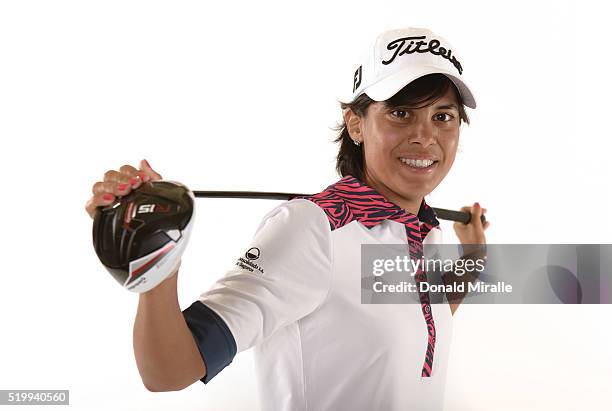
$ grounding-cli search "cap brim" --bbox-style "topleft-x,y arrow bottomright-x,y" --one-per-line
363,65 -> 477,109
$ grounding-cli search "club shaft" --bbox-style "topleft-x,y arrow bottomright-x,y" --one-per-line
192,190 -> 486,225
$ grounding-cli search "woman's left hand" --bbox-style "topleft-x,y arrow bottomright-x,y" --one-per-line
453,202 -> 490,245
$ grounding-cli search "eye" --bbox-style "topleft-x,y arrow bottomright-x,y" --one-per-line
390,110 -> 409,119
434,113 -> 455,122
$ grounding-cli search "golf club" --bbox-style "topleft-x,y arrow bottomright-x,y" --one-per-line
192,190 -> 486,225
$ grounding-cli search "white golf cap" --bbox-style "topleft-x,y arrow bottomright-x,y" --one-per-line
349,27 -> 476,108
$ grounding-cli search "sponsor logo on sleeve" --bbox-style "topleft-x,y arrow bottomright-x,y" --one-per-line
235,247 -> 265,275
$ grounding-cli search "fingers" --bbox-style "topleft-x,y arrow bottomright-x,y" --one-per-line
471,202 -> 483,223
85,192 -> 116,219
85,160 -> 161,220
119,164 -> 142,181
464,202 -> 488,227
139,159 -> 163,181
481,206 -> 490,230
92,178 -> 133,197
102,167 -> 143,193
454,203 -> 489,227
481,205 -> 490,229
453,202 -> 490,246
469,203 -> 491,232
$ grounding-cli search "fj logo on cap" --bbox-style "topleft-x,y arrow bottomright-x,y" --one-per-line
382,36 -> 463,75
353,65 -> 362,92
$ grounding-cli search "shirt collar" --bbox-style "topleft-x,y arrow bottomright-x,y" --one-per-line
323,175 -> 440,231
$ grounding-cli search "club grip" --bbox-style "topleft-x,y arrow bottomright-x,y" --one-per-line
432,207 -> 486,225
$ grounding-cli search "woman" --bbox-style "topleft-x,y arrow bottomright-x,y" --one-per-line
85,27 -> 489,411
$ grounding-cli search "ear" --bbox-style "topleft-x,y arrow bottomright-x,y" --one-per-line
343,108 -> 364,142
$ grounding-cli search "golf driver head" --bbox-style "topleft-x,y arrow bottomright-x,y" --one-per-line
92,180 -> 195,293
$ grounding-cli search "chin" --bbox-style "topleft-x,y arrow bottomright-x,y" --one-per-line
390,176 -> 429,197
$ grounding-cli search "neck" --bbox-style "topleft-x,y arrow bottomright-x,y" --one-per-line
363,174 -> 423,217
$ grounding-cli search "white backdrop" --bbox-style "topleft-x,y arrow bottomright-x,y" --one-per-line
1,0 -> 610,410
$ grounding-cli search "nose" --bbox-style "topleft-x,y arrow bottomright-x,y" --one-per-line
408,119 -> 436,147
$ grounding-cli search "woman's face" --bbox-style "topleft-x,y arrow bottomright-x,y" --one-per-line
347,86 -> 461,205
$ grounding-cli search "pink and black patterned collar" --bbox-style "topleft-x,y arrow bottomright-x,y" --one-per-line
295,175 -> 440,239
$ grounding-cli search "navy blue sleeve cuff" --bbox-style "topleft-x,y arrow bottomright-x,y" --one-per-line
182,301 -> 238,384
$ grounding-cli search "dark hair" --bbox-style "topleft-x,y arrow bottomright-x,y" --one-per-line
333,73 -> 470,181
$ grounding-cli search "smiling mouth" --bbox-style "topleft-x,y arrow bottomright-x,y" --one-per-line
399,158 -> 439,169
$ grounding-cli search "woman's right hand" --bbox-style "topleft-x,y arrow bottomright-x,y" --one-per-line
85,159 -> 164,219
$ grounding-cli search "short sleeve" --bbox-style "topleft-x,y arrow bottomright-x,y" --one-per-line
182,198 -> 333,384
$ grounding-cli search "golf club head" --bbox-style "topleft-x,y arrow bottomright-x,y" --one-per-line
92,180 -> 195,293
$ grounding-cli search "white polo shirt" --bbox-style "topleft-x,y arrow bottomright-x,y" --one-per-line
182,175 -> 453,411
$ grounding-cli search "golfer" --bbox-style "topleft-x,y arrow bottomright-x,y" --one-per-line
85,27 -> 489,411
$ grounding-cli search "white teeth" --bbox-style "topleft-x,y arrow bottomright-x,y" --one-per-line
400,158 -> 435,168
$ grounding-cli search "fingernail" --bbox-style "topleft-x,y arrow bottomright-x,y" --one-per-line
129,177 -> 139,187
475,202 -> 480,208
118,183 -> 128,191
103,194 -> 114,201
138,172 -> 149,182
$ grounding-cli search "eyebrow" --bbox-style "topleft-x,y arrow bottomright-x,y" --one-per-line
434,103 -> 459,110
384,102 -> 460,111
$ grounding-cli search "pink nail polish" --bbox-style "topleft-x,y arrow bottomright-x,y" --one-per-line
129,177 -> 139,187
118,183 -> 128,191
103,194 -> 113,201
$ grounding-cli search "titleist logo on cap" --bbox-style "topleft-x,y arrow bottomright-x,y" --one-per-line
382,36 -> 463,75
